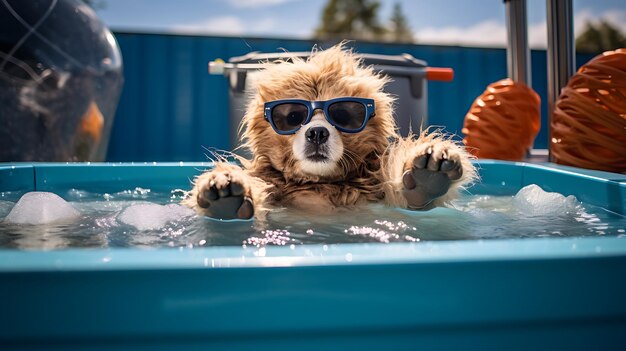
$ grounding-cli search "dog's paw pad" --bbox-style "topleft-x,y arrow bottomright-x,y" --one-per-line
439,156 -> 463,181
196,172 -> 254,220
402,144 -> 464,210
236,197 -> 254,219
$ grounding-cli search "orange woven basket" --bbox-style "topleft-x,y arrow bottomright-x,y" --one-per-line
462,79 -> 541,161
551,48 -> 626,173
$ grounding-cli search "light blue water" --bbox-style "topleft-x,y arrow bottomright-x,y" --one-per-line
0,185 -> 624,250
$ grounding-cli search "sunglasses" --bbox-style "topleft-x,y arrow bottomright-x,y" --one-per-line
263,97 -> 376,135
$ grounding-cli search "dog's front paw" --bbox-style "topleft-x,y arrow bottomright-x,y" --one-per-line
402,143 -> 464,210
195,171 -> 254,220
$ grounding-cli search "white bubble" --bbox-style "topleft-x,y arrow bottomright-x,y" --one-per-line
118,203 -> 194,231
513,184 -> 580,216
4,192 -> 80,225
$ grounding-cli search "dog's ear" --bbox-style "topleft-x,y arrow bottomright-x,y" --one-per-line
255,82 -> 274,103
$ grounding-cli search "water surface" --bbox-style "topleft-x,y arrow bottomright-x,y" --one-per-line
0,185 -> 624,250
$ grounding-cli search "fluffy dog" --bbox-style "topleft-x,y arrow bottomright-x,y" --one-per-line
183,45 -> 476,219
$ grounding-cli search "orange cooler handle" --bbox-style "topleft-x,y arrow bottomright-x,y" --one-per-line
426,67 -> 454,81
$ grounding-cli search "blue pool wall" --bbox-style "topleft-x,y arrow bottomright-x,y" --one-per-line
106,32 -> 596,162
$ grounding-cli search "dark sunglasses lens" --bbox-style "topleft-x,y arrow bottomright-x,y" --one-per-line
271,103 -> 308,132
328,101 -> 367,131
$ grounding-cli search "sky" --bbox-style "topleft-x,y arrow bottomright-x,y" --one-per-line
96,0 -> 626,48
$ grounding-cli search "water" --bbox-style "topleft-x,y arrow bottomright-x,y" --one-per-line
0,185 -> 624,250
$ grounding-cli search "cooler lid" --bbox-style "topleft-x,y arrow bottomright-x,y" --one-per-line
229,51 -> 426,68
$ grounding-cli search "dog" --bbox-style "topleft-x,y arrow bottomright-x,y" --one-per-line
183,44 -> 476,220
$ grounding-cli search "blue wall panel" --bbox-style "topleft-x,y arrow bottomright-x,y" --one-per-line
140,35 -> 169,160
106,32 -> 598,161
108,34 -> 142,161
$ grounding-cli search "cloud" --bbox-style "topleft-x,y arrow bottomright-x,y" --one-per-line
574,8 -> 626,35
529,9 -> 626,48
415,20 -> 507,47
230,0 -> 292,8
247,18 -> 277,34
527,21 -> 547,48
169,16 -> 281,37
168,8 -> 626,44
171,16 -> 245,35
415,8 -> 626,49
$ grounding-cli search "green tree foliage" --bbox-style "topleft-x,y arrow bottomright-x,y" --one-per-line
314,0 -> 387,41
388,2 -> 414,43
576,20 -> 626,54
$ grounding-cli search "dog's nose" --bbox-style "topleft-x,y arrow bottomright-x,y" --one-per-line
306,126 -> 329,145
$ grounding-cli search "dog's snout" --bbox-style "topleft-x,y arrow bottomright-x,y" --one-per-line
306,126 -> 329,145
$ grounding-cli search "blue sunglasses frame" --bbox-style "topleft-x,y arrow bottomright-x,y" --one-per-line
263,97 -> 376,135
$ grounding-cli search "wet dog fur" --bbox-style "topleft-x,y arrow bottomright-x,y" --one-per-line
183,44 -> 477,220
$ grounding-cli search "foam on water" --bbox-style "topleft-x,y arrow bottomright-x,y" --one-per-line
513,184 -> 580,216
0,185 -> 624,250
118,203 -> 194,231
4,192 -> 80,225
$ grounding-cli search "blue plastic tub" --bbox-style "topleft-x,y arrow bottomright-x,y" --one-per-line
0,161 -> 625,350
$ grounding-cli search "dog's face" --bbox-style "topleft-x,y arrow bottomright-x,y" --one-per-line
242,45 -> 397,182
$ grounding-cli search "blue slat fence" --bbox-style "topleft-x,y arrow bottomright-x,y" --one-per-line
107,32 -> 595,162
